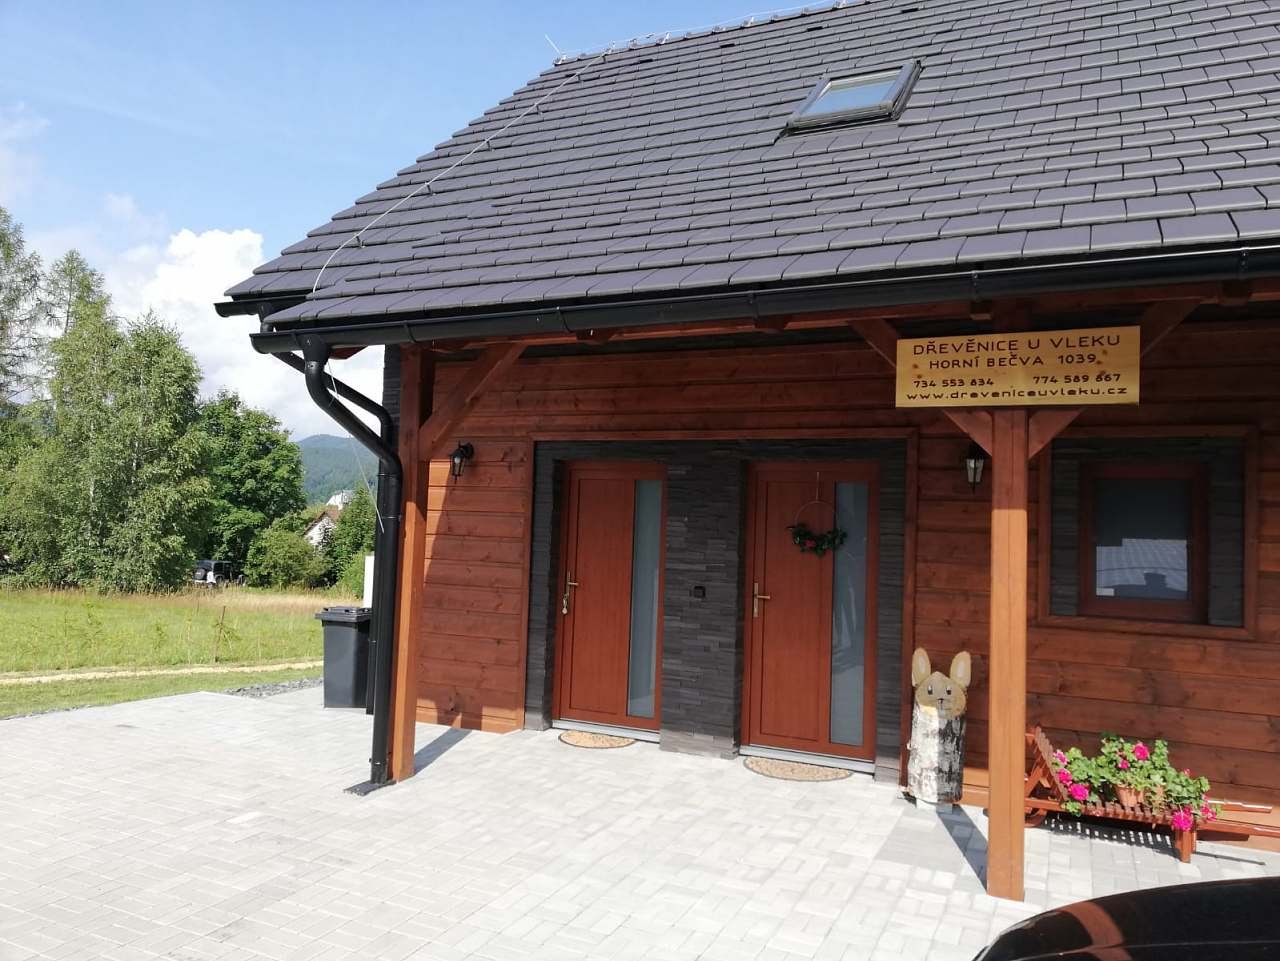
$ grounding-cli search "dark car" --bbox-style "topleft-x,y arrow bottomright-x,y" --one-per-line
975,877 -> 1280,961
192,558 -> 234,586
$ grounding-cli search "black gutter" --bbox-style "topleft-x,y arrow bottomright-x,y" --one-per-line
237,243 -> 1280,354
290,337 -> 403,788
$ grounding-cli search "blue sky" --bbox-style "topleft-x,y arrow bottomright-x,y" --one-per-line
0,0 -> 763,434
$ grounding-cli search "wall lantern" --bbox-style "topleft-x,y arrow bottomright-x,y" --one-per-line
450,442 -> 475,479
964,442 -> 987,493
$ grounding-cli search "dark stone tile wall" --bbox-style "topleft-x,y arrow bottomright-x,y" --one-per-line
526,439 -> 906,778
382,345 -> 401,436
1049,436 -> 1245,626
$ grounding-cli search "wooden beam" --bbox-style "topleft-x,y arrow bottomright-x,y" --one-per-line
987,408 -> 1030,902
1139,300 -> 1199,357
1028,409 -> 1081,459
942,409 -> 993,455
847,316 -> 901,368
418,342 -> 525,456
991,300 -> 1030,332
1219,280 -> 1253,307
389,348 -> 435,782
753,315 -> 791,332
968,300 -> 994,322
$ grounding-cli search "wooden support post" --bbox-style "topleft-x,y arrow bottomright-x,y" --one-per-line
388,342 -> 525,781
987,408 -> 1029,901
389,348 -> 434,782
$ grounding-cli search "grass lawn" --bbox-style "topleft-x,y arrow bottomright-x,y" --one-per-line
0,587 -> 346,718
2,587 -> 351,673
0,666 -> 321,718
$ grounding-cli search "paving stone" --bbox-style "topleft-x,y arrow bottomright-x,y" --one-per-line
2,691 -> 1277,961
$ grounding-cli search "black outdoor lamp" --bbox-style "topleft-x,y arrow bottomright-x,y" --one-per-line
449,442 -> 475,479
964,441 -> 987,493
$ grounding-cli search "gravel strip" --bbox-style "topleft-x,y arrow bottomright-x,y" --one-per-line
225,677 -> 323,699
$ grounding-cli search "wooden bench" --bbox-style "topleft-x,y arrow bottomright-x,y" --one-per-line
1024,726 -> 1280,862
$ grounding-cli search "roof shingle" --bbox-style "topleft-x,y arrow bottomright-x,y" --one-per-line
226,0 -> 1280,325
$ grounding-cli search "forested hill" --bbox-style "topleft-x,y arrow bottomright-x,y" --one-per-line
298,434 -> 377,503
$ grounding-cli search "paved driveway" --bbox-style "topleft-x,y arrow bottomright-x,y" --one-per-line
2,690 -> 1276,961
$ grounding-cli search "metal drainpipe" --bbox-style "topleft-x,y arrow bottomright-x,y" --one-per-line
273,351 -> 396,721
292,336 -> 403,786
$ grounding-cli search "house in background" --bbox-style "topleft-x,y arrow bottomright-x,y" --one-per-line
303,505 -> 341,549
219,0 -> 1280,901
326,489 -> 356,508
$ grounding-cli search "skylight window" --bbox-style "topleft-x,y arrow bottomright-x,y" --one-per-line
788,60 -> 921,131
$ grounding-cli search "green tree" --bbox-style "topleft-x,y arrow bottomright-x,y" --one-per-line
39,251 -> 107,335
244,513 -> 328,589
197,391 -> 305,573
0,206 -> 44,404
0,312 -> 212,590
324,485 -> 376,584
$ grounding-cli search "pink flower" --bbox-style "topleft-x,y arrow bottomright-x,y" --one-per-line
1056,769 -> 1073,785
1170,808 -> 1194,831
1133,742 -> 1150,761
1182,769 -> 1191,777
1118,758 -> 1130,770
1069,783 -> 1089,802
1201,804 -> 1216,822
1053,750 -> 1067,763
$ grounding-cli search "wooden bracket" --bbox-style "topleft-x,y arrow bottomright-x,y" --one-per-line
418,342 -> 525,455
945,407 -> 1078,460
943,410 -> 993,455
1028,409 -> 1081,458
847,316 -> 901,368
1139,300 -> 1198,357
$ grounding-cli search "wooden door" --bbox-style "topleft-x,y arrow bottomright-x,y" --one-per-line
554,462 -> 665,730
743,463 -> 878,759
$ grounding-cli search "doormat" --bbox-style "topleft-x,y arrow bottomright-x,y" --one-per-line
744,756 -> 851,781
559,730 -> 636,749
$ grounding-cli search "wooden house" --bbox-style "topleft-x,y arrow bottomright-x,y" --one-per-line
218,0 -> 1280,900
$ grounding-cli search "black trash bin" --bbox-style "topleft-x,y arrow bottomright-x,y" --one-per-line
315,606 -> 371,708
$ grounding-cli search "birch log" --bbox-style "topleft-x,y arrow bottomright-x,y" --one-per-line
907,704 -> 966,805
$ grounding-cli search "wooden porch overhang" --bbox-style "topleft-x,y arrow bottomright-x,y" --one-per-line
380,276 -> 1273,904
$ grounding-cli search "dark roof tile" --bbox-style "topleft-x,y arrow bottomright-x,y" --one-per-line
1158,212 -> 1239,244
228,0 -> 1280,323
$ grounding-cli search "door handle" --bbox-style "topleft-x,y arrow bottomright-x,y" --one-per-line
752,581 -> 771,618
561,572 -> 580,615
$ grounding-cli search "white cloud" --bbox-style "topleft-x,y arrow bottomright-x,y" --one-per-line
0,103 -> 48,205
107,224 -> 384,439
32,191 -> 383,438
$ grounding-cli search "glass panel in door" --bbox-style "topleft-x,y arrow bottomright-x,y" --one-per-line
829,481 -> 869,747
626,479 -> 663,718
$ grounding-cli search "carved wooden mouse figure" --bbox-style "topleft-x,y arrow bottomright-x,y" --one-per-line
906,647 -> 971,809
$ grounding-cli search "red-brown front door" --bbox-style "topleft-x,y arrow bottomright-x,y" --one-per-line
554,462 -> 665,730
744,463 -> 878,759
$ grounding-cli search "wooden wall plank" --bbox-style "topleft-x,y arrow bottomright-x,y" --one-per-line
414,324 -> 1280,808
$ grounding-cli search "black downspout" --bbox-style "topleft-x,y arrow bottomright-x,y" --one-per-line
288,337 -> 403,786
273,351 -> 396,721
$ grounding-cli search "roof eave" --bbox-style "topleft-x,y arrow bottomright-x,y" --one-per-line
240,241 -> 1280,355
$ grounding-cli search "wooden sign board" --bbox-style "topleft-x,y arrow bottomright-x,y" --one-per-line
895,326 -> 1141,409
